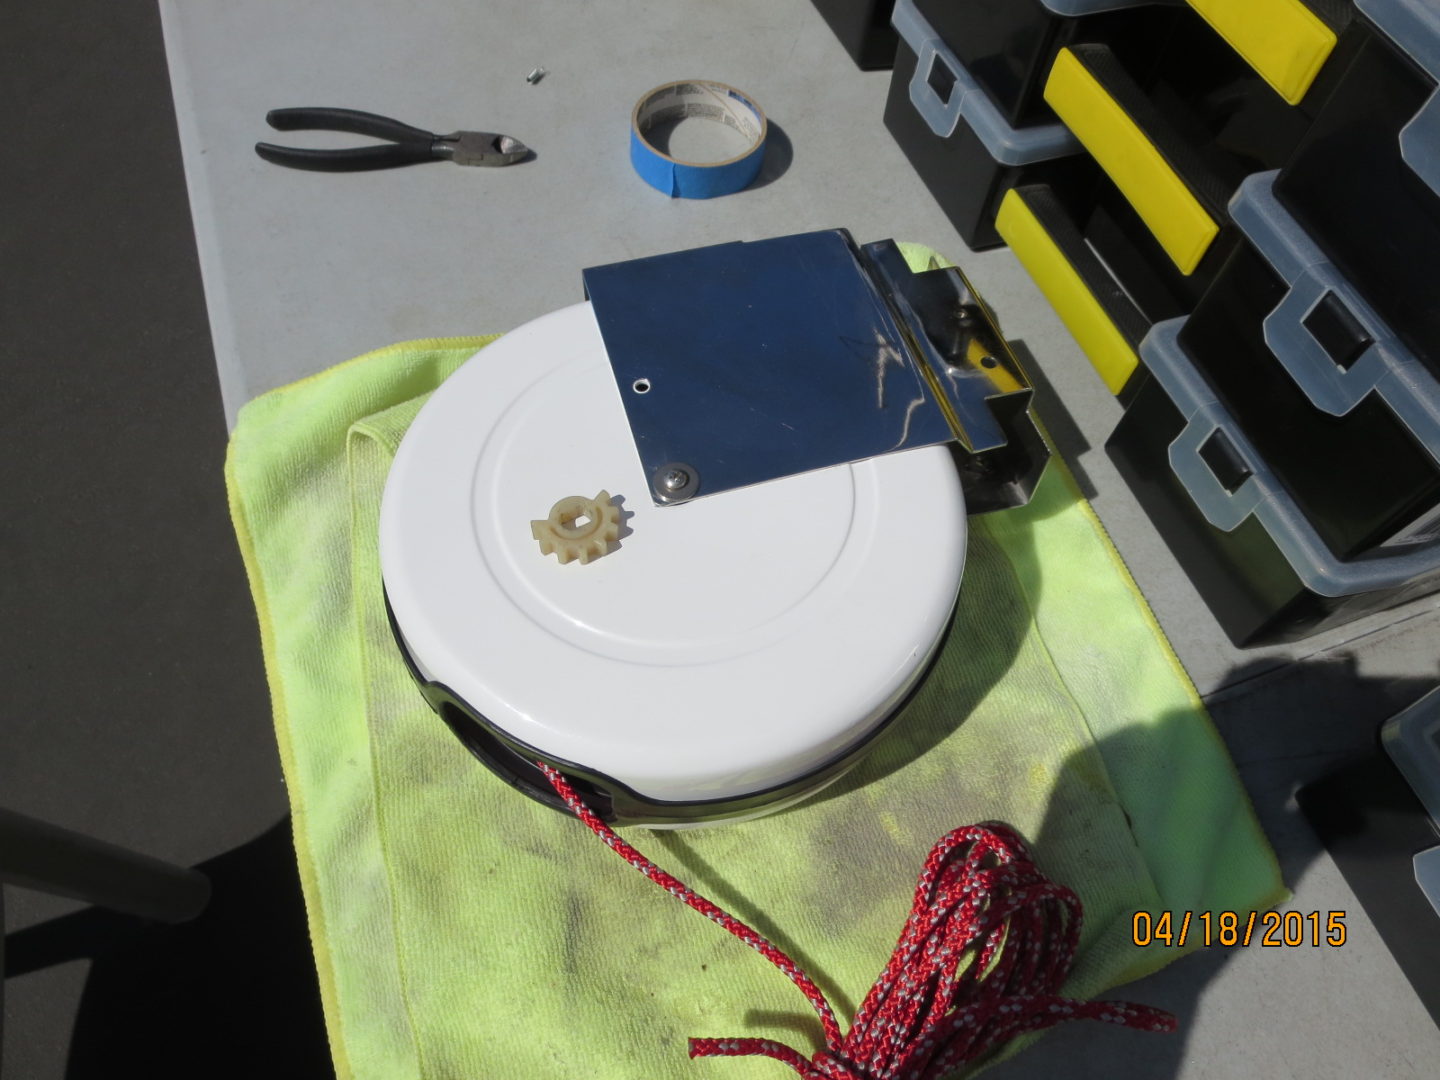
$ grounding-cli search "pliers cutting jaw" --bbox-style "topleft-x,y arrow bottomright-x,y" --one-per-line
255,107 -> 529,171
437,131 -> 528,167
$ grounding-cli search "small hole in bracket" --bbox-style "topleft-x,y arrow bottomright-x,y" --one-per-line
632,378 -> 651,394
980,355 -> 999,369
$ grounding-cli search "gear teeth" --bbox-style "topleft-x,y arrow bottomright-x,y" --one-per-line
531,490 -> 621,565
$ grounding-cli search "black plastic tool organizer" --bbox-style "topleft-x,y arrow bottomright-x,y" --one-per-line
1036,6 -> 1357,295
912,0 -> 1183,128
1105,167 -> 1440,645
882,0 -> 1440,642
887,0 -> 1347,401
1274,0 -> 1440,376
1103,2 -> 1440,645
994,169 -> 1236,405
1106,359 -> 1440,646
809,0 -> 899,70
1299,750 -> 1440,1030
977,0 -> 1440,644
1176,212 -> 1440,561
884,0 -> 1099,251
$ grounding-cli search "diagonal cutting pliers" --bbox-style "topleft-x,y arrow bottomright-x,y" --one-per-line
254,107 -> 529,172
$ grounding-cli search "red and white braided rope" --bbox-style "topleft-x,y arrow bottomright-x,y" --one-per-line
538,763 -> 1175,1079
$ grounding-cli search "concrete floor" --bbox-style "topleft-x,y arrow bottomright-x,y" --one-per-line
3,1 -> 1439,1078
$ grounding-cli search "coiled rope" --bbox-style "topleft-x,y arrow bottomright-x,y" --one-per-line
539,763 -> 1174,1079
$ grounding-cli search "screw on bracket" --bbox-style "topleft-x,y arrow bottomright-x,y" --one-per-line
651,463 -> 698,504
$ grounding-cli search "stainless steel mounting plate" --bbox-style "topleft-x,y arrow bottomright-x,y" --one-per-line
583,229 -> 1045,508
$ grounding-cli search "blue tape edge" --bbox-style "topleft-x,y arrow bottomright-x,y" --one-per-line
630,82 -> 767,199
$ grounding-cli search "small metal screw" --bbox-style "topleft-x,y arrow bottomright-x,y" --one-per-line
651,462 -> 699,504
526,67 -> 547,85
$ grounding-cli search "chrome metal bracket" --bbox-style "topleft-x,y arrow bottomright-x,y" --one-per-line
582,228 -> 1047,510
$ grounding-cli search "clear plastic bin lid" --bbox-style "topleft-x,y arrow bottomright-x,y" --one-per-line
1356,0 -> 1440,199
890,0 -> 1080,165
1141,318 -> 1440,596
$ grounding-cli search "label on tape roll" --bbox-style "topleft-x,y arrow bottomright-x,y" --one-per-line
630,80 -> 768,198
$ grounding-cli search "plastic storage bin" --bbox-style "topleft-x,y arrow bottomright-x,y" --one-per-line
1383,686 -> 1440,833
810,0 -> 899,70
1180,0 -> 1352,104
1108,319 -> 1440,645
1299,750 -> 1440,1028
912,0 -> 1180,128
997,168 -> 1242,399
1040,2 -> 1360,276
1274,0 -> 1440,375
1042,22 -> 1324,272
1081,173 -> 1233,324
1178,172 -> 1440,559
885,0 -> 1094,249
996,182 -> 1153,399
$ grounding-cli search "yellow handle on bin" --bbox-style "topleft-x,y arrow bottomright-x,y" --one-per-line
1185,0 -> 1337,105
1045,47 -> 1219,276
996,188 -> 1140,396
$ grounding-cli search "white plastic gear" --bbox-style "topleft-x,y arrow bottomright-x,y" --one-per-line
530,490 -> 622,565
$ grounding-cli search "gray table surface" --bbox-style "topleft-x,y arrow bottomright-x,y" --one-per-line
160,0 -> 1440,1076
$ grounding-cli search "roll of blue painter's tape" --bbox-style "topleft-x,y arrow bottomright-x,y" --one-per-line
630,80 -> 768,198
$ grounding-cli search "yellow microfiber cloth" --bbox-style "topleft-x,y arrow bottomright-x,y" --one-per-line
225,247 -> 1285,1080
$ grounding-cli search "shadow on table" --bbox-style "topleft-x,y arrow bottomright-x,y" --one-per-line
978,655 -> 1437,1079
7,629 -> 1435,1077
747,122 -> 793,191
640,655 -> 1434,1077
4,819 -> 331,1080
1007,337 -> 1099,502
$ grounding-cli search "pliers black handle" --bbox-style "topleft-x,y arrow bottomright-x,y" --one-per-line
255,107 -> 528,171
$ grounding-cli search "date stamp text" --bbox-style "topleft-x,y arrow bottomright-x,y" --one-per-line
1131,910 -> 1346,948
